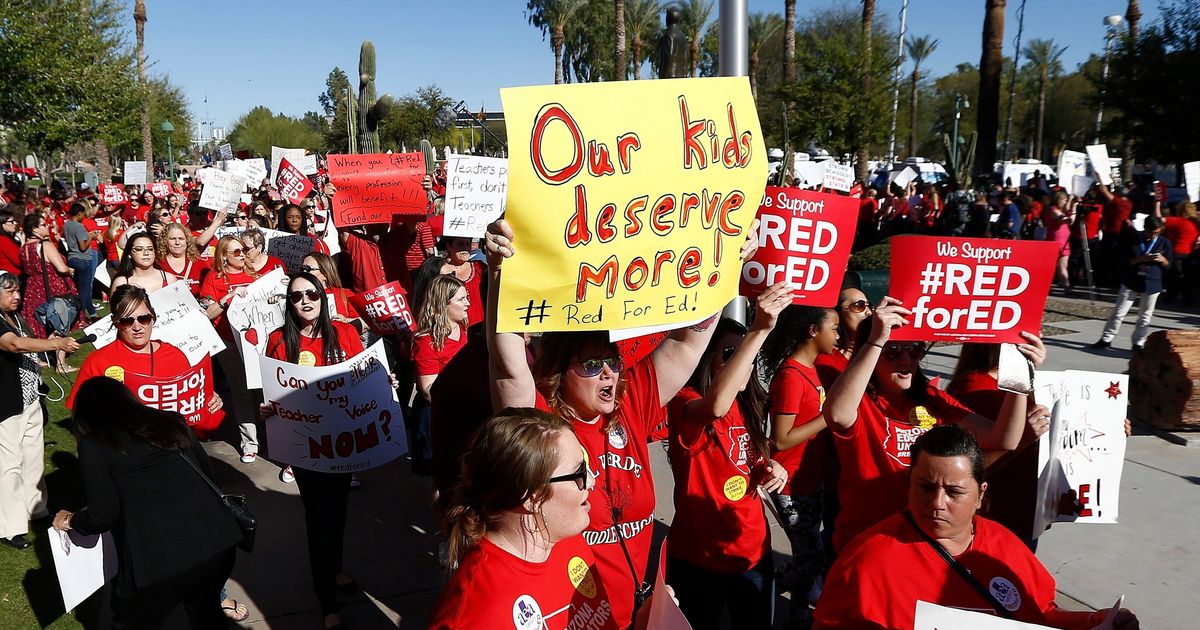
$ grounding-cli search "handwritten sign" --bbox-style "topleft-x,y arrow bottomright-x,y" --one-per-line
348,282 -> 413,336
327,152 -> 427,225
262,341 -> 407,472
83,281 -> 224,367
888,236 -> 1058,343
98,184 -> 127,205
218,143 -> 233,161
198,168 -> 247,213
496,76 -> 767,332
1033,371 -> 1128,537
822,162 -> 854,193
270,146 -> 317,182
443,155 -> 508,238
149,181 -> 172,198
741,187 -> 857,305
124,161 -> 147,186
124,356 -> 223,439
914,601 -> 1055,630
275,157 -> 313,204
1184,161 -> 1200,203
1086,144 -> 1113,186
1057,150 -> 1087,189
261,228 -> 317,274
226,268 -> 288,389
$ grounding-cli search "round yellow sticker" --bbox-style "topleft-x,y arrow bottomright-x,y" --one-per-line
723,476 -> 748,501
910,405 -> 937,429
567,556 -> 597,598
298,351 -> 317,367
104,366 -> 125,382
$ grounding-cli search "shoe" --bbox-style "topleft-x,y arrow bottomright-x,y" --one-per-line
280,465 -> 295,483
1090,339 -> 1111,349
1,535 -> 30,550
240,452 -> 257,464
221,598 -> 250,622
349,474 -> 361,489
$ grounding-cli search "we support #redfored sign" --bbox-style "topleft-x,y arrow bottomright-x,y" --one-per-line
740,187 -> 858,306
99,184 -> 127,205
123,356 -> 223,439
348,282 -> 414,336
276,157 -> 313,204
888,236 -> 1058,343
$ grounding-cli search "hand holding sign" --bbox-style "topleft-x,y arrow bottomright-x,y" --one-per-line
275,157 -> 313,204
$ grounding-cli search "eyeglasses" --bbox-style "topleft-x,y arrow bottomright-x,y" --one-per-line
299,264 -> 320,273
569,356 -> 623,377
287,289 -> 322,304
114,313 -> 155,327
881,342 -> 928,362
2,219 -> 14,224
841,300 -> 871,314
130,246 -> 155,253
157,212 -> 171,218
226,248 -> 245,256
720,346 -> 737,362
547,460 -> 592,491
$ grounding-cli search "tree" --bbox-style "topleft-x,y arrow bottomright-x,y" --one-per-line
749,13 -> 783,101
676,0 -> 713,77
378,85 -> 457,152
227,107 -> 322,157
854,0 -> 876,181
783,0 -> 796,83
977,0 -> 1006,179
625,0 -> 662,79
526,0 -> 589,84
107,77 -> 193,168
615,0 -> 627,79
319,68 -> 352,117
1122,0 -> 1142,181
134,0 -> 151,168
1023,39 -> 1066,162
905,35 -> 939,158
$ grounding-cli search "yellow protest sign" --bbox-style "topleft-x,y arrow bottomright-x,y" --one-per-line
497,77 -> 767,332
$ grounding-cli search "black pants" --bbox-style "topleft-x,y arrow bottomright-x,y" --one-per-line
668,554 -> 775,630
113,547 -> 236,629
295,467 -> 352,617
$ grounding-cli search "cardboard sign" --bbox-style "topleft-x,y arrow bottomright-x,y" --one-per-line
48,528 -> 115,613
327,152 -> 427,225
98,184 -> 127,205
1033,371 -> 1128,537
123,357 -> 224,439
225,268 -> 289,389
218,143 -> 233,161
349,281 -> 414,336
1184,161 -> 1200,203
1086,144 -> 1113,186
443,155 -> 509,238
222,157 -> 269,191
1057,150 -> 1088,190
261,228 -> 317,274
1070,175 -> 1095,198
198,168 -> 247,213
124,161 -> 147,186
887,236 -> 1058,343
149,181 -> 172,198
275,157 -> 314,204
82,282 -> 225,367
891,166 -> 919,189
262,341 -> 407,472
270,146 -> 317,182
740,187 -> 857,306
496,76 -> 767,333
793,160 -> 826,189
822,162 -> 854,192
914,601 -> 1055,630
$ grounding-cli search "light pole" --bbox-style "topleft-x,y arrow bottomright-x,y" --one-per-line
160,120 -> 174,180
719,0 -> 749,325
1094,14 -> 1124,144
887,0 -> 910,163
951,93 -> 970,178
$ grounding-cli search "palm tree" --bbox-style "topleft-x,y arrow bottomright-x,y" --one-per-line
1122,0 -> 1141,182
905,35 -> 938,157
625,0 -> 661,79
783,0 -> 796,82
676,0 -> 714,77
977,0 -> 1006,180
854,0 -> 876,181
135,0 -> 151,168
615,0 -> 627,79
1023,39 -> 1066,162
542,0 -> 588,84
748,13 -> 782,101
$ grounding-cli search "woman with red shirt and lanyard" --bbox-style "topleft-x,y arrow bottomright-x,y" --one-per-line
410,275 -> 470,477
260,272 -> 363,630
159,222 -> 206,295
665,290 -> 791,630
483,219 -> 750,628
821,297 -> 1047,553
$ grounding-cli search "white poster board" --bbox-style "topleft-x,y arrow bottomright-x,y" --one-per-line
270,146 -> 317,182
1184,161 -> 1200,203
891,166 -> 919,189
262,340 -> 406,472
793,160 -> 827,189
822,162 -> 855,192
198,168 -> 247,213
48,528 -> 116,612
225,268 -> 288,389
1086,144 -> 1113,186
83,281 -> 225,367
1033,370 -> 1128,538
443,155 -> 508,238
1070,175 -> 1095,198
242,158 -> 269,190
123,161 -> 147,186
1057,150 -> 1088,188
914,601 -> 1055,630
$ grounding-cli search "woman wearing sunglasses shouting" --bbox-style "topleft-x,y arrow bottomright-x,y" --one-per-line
821,296 -> 1049,554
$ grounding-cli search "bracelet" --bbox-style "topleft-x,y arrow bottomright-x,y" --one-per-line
867,341 -> 886,350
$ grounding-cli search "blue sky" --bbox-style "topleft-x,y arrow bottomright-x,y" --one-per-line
133,0 -> 1156,131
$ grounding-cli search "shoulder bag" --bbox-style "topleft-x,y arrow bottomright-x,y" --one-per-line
178,452 -> 257,552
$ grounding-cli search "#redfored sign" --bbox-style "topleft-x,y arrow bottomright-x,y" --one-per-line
740,187 -> 858,306
276,157 -> 313,204
149,181 -> 173,198
348,282 -> 415,336
98,184 -> 127,205
123,357 -> 224,439
888,236 -> 1058,343
327,153 -> 426,226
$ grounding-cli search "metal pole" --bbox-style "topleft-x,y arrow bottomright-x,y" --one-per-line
951,95 -> 962,177
167,134 -> 174,180
1094,31 -> 1113,145
887,0 -> 909,163
719,0 -> 749,325
1001,0 -> 1027,161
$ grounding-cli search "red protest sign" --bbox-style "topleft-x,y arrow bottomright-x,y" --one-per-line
348,282 -> 415,336
327,152 -> 426,226
123,356 -> 224,439
276,157 -> 314,204
98,183 -> 128,205
740,187 -> 858,306
149,181 -> 173,198
887,236 -> 1058,343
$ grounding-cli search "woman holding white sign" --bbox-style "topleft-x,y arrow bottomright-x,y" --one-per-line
110,233 -> 180,293
261,271 -> 363,630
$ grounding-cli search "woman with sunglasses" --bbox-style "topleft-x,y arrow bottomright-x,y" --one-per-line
158,222 -> 207,296
821,297 -> 1048,553
664,289 -> 791,630
300,251 -> 360,323
110,233 -> 179,294
0,211 -> 21,276
261,272 -> 363,630
410,275 -> 470,477
815,288 -> 874,387
239,228 -> 286,276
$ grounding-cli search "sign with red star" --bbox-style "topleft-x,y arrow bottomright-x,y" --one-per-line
1105,381 -> 1123,400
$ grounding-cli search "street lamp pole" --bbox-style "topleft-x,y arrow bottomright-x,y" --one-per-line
1095,15 -> 1124,145
887,0 -> 910,163
160,120 -> 175,180
718,0 -> 749,325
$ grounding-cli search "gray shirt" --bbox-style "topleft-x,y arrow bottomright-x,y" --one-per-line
63,220 -> 91,262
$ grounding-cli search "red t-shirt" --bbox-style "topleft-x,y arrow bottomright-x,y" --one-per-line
1164,216 -> 1199,256
1102,196 -> 1132,235
769,359 -> 827,497
428,535 -> 619,630
814,350 -> 850,388
343,232 -> 386,294
67,340 -> 191,408
160,256 -> 205,296
405,221 -> 435,270
411,326 -> 467,377
858,198 -> 880,224
326,287 -> 360,319
251,255 -> 286,275
831,384 -> 973,551
534,359 -> 660,629
264,320 -> 363,366
81,218 -> 101,251
453,261 -> 486,326
666,387 -> 770,573
815,514 -> 1077,629
199,270 -> 257,339
0,236 -> 20,275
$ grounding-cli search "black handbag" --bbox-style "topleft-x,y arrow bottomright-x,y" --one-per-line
178,452 -> 257,552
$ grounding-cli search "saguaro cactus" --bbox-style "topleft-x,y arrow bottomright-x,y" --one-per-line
358,41 -> 394,153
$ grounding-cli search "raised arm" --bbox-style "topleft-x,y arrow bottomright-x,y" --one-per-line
959,331 -> 1045,451
824,297 -> 911,432
483,220 -> 536,411
194,209 -> 228,249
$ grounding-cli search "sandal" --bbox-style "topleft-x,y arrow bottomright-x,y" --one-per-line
221,599 -> 250,622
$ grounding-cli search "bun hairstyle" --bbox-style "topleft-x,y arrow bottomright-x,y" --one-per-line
442,408 -> 573,569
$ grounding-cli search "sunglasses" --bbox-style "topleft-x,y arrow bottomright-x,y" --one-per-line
226,248 -> 245,256
547,459 -> 592,491
115,313 -> 155,327
882,342 -> 928,362
287,289 -> 322,304
720,345 -> 737,362
841,299 -> 871,314
299,264 -> 320,273
569,356 -> 623,378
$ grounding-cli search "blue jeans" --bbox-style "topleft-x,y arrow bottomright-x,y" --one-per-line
67,255 -> 96,317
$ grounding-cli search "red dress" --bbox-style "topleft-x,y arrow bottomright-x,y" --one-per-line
19,240 -> 80,339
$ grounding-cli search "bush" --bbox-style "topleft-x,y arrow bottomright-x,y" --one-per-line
848,240 -> 891,271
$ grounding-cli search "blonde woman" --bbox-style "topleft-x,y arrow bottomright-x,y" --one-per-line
157,222 -> 205,295
409,274 -> 469,476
